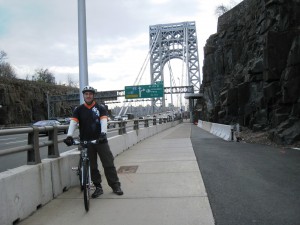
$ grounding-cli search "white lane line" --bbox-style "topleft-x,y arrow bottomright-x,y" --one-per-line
0,138 -> 16,141
6,140 -> 27,144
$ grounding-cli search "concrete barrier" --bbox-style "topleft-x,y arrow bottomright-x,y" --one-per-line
0,121 -> 179,225
197,120 -> 203,128
210,123 -> 233,141
197,120 -> 212,133
203,121 -> 212,133
197,120 -> 239,141
0,163 -> 53,225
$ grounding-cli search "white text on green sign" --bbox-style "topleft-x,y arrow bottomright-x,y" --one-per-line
125,83 -> 164,99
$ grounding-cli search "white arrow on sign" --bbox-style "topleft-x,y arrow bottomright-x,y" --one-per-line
138,87 -> 145,97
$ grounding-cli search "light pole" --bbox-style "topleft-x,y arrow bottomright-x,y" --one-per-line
78,0 -> 89,104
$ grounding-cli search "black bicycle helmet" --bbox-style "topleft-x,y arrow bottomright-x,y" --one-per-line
82,86 -> 96,94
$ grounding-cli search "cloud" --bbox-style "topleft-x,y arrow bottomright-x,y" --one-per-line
0,0 -> 239,96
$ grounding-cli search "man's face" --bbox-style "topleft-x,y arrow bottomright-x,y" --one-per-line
83,91 -> 94,104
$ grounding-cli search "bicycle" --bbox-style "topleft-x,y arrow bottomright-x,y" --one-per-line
71,139 -> 97,212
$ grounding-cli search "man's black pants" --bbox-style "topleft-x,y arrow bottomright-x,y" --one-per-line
88,142 -> 120,189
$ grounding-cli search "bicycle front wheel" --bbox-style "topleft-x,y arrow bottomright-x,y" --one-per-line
78,158 -> 84,191
83,160 -> 90,211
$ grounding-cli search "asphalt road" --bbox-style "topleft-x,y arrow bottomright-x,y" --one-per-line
190,125 -> 300,225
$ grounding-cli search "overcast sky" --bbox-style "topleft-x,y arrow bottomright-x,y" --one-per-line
0,0 -> 240,93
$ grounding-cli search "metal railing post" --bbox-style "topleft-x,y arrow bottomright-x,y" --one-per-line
134,120 -> 139,130
122,121 -> 127,134
27,126 -> 41,164
153,118 -> 156,125
144,119 -> 149,127
48,125 -> 60,158
118,122 -> 123,135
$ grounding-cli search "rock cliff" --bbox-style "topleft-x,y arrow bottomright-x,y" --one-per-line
0,77 -> 77,126
200,0 -> 300,144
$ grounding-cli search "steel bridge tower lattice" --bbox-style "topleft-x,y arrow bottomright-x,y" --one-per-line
149,21 -> 201,112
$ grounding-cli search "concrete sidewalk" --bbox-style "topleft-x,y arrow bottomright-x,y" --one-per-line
19,123 -> 214,225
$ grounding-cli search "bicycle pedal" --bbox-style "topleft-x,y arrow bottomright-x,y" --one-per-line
71,167 -> 78,171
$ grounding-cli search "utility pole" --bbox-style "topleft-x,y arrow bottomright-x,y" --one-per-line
46,91 -> 50,119
78,0 -> 89,104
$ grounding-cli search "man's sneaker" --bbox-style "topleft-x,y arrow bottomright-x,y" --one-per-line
113,186 -> 123,195
91,186 -> 103,198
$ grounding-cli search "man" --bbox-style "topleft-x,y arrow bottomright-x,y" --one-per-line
64,85 -> 123,197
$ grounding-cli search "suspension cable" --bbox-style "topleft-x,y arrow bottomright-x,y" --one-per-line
118,29 -> 161,117
134,29 -> 160,85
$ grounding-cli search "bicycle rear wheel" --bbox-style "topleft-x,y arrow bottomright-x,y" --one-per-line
83,160 -> 90,211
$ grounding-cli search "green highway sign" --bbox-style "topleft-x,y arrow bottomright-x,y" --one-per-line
125,82 -> 164,99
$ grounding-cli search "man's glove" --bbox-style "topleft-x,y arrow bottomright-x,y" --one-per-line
64,136 -> 74,146
98,132 -> 108,144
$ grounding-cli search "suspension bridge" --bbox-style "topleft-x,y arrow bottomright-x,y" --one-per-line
48,21 -> 202,120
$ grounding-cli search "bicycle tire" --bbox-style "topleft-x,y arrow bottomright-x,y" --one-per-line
78,158 -> 84,191
83,159 -> 90,211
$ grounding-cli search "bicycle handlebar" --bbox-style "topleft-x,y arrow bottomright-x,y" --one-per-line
73,140 -> 98,145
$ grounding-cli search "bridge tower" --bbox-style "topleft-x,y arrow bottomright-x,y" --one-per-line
149,21 -> 201,112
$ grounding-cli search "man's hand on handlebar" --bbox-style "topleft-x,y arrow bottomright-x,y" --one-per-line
98,132 -> 108,144
64,136 -> 74,146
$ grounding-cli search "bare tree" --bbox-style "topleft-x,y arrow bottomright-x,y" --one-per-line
0,62 -> 17,78
215,0 -> 243,17
0,51 -> 16,78
0,51 -> 7,63
67,74 -> 78,87
34,68 -> 56,84
215,4 -> 229,16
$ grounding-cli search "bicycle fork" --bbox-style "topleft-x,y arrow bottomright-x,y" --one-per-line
81,150 -> 92,189
71,149 -> 92,189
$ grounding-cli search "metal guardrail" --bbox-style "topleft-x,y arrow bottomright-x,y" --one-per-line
0,118 -> 173,165
0,125 -> 66,164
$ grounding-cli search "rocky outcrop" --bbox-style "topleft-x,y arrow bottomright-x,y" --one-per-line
200,0 -> 300,145
0,77 -> 77,126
